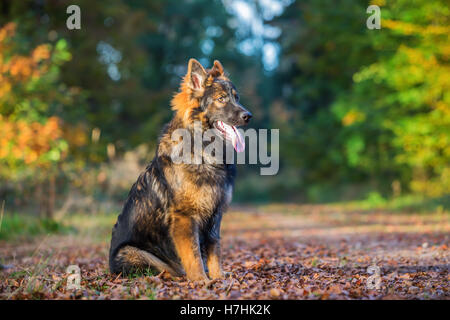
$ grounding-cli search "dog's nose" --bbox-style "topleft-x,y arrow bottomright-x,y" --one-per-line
241,111 -> 252,123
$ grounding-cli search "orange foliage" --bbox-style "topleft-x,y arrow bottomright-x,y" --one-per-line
0,22 -> 52,98
0,22 -> 68,170
0,116 -> 64,165
0,22 -> 15,44
383,19 -> 450,36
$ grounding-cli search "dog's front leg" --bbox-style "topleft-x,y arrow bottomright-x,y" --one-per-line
204,215 -> 225,279
205,238 -> 224,279
170,212 -> 208,281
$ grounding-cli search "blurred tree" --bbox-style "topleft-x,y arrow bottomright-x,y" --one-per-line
0,22 -> 77,217
272,0 -> 376,198
0,0 -> 265,207
1,0 -> 260,157
334,0 -> 450,196
274,0 -> 450,199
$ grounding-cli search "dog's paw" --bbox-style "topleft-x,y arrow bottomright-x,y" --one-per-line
210,270 -> 231,280
186,273 -> 209,282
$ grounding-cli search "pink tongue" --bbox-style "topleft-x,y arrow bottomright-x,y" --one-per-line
231,126 -> 245,152
220,121 -> 245,152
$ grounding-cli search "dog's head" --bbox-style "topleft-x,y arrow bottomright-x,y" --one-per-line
172,58 -> 252,152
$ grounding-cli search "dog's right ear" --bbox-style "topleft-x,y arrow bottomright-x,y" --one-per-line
187,58 -> 207,94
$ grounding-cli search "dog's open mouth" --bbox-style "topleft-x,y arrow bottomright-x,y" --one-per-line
214,121 -> 245,152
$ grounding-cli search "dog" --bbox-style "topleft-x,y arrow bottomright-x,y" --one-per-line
109,58 -> 252,280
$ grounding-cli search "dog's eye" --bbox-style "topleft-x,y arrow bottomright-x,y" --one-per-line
217,96 -> 226,103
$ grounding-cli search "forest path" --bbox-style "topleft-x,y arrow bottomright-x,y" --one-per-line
1,204 -> 448,299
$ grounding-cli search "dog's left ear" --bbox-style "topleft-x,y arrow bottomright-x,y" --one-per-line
187,58 -> 207,93
210,60 -> 224,77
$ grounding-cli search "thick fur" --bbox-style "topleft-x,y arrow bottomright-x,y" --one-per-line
109,59 -> 251,280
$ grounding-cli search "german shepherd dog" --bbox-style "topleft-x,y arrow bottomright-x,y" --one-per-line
109,59 -> 252,280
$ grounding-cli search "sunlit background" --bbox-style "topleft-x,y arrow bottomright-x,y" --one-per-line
0,0 -> 449,225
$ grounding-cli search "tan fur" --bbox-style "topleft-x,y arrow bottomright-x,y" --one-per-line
116,246 -> 182,276
171,80 -> 200,126
169,213 -> 208,281
206,241 -> 224,279
171,59 -> 229,126
164,165 -> 222,222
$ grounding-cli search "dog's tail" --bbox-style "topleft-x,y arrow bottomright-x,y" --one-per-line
111,245 -> 183,277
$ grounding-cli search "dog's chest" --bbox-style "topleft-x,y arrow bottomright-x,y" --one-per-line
168,163 -> 232,217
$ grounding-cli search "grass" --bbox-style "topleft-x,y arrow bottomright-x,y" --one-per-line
0,208 -> 117,242
341,193 -> 450,213
126,267 -> 157,279
1,193 -> 448,242
0,214 -> 75,241
63,212 -> 117,243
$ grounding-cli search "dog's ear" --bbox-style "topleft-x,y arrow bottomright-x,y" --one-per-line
187,58 -> 207,92
210,60 -> 224,77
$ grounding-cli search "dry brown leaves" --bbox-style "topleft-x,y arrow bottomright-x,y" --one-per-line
0,205 -> 449,300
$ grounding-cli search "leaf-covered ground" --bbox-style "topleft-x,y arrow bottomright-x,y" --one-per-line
0,204 -> 449,299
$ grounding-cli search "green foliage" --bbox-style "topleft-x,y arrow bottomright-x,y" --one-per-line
0,22 -> 82,216
333,0 -> 450,196
364,191 -> 387,207
344,193 -> 450,213
275,0 -> 450,199
1,0 -> 449,207
0,214 -> 74,240
0,0 -> 263,211
2,0 -> 260,156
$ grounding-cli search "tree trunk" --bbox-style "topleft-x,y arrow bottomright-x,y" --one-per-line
46,175 -> 55,219
35,181 -> 43,217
